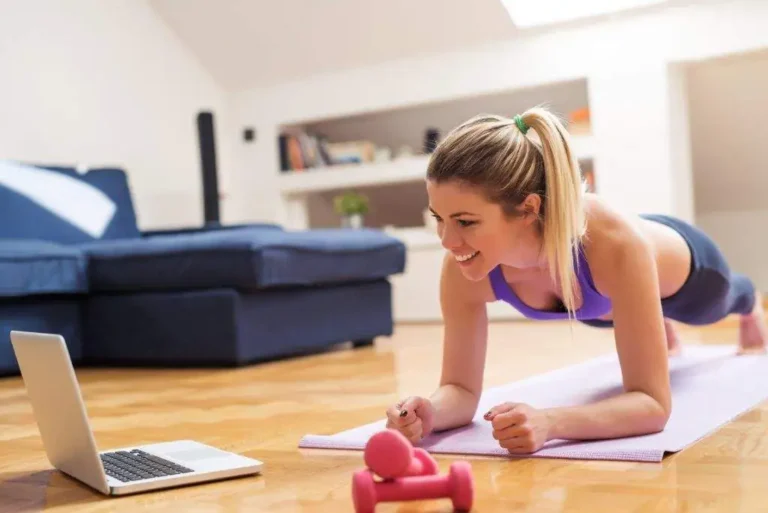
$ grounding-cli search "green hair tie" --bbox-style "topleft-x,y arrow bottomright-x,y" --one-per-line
514,114 -> 529,135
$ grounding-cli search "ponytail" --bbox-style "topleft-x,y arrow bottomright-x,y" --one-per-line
518,107 -> 586,316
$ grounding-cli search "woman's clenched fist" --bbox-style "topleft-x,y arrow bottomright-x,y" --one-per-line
385,396 -> 435,444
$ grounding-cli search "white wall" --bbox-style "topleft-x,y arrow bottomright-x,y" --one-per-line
687,49 -> 768,213
0,0 -> 238,229
687,48 -> 768,292
231,0 -> 768,225
587,63 -> 695,220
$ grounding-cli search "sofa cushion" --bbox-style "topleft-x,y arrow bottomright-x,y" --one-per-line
0,240 -> 88,297
140,222 -> 282,238
0,161 -> 140,244
80,227 -> 406,292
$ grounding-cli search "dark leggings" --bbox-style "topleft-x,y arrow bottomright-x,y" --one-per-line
581,214 -> 755,328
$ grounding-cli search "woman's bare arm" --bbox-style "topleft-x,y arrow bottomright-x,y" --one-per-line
544,215 -> 672,440
429,252 -> 493,432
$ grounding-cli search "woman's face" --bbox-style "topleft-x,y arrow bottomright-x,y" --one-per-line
426,179 -> 543,281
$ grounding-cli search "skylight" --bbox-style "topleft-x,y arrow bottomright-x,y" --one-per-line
500,0 -> 667,28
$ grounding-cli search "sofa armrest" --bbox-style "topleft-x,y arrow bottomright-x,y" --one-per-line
0,238 -> 88,297
141,222 -> 282,238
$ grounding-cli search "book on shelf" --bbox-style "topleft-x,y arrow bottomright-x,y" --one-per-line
278,131 -> 329,172
278,129 -> 380,172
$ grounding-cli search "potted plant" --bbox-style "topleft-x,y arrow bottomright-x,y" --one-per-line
333,190 -> 369,228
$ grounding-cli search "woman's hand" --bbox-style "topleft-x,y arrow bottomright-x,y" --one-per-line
484,402 -> 552,454
386,396 -> 436,444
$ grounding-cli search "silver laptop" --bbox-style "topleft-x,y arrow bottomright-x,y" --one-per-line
10,330 -> 264,496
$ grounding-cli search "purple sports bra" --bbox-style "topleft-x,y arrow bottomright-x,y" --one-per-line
488,246 -> 612,320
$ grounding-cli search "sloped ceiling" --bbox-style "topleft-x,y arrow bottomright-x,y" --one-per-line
149,0 -> 712,92
148,0 -> 519,91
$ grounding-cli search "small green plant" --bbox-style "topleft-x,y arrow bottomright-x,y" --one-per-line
333,191 -> 369,216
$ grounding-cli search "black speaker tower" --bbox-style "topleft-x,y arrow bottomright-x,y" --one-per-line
196,111 -> 220,225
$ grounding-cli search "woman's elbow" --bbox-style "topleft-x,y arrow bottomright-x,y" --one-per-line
647,396 -> 672,433
632,388 -> 671,433
651,409 -> 671,433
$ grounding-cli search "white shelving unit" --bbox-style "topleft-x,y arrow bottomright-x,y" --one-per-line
278,134 -> 595,232
279,135 -> 595,197
279,155 -> 430,196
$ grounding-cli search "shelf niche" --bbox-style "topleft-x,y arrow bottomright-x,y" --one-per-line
276,77 -> 594,230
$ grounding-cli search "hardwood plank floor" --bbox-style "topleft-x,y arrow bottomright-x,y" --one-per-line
1,316 -> 767,512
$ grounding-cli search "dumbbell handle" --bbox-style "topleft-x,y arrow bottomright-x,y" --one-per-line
373,474 -> 451,502
399,454 -> 424,476
401,448 -> 437,477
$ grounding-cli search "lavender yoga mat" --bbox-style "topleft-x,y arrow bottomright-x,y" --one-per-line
299,345 -> 768,462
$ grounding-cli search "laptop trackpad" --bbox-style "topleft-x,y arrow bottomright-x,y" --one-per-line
143,441 -> 250,470
160,446 -> 233,463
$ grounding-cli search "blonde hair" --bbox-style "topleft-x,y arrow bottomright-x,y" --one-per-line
426,106 -> 587,316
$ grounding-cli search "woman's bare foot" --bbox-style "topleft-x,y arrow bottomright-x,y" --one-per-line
738,291 -> 768,355
665,319 -> 682,356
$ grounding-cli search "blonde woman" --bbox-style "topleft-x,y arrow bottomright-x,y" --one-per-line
386,108 -> 767,454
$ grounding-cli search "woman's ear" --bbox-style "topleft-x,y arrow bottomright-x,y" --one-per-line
521,193 -> 542,222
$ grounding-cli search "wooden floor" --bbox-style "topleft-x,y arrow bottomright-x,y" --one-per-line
1,316 -> 767,512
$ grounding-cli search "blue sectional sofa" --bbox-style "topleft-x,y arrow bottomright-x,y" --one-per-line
0,160 -> 406,375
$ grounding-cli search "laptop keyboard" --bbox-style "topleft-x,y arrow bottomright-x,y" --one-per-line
101,449 -> 194,482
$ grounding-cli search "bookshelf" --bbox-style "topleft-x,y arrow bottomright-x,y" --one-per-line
278,155 -> 430,195
278,134 -> 595,196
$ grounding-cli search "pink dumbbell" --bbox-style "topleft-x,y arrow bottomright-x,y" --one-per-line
363,429 -> 438,479
352,461 -> 474,513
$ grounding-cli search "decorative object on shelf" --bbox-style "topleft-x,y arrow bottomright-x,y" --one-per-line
333,190 -> 370,228
374,147 -> 392,162
568,107 -> 591,135
327,140 -> 376,164
395,146 -> 414,159
424,128 -> 440,153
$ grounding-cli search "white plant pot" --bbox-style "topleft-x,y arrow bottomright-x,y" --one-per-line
342,214 -> 363,228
